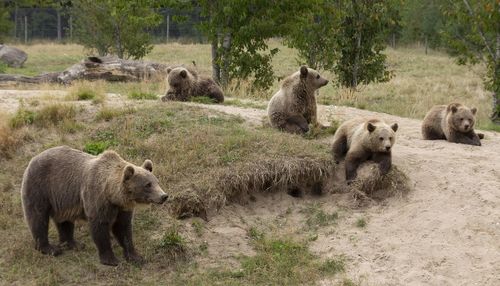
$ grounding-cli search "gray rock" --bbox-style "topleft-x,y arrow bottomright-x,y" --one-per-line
0,45 -> 28,68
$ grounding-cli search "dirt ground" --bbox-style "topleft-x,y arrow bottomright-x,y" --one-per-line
1,90 -> 499,285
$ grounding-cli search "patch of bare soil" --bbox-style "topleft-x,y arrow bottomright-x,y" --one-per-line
1,90 -> 499,285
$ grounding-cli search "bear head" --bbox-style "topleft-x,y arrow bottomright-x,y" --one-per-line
366,119 -> 398,153
446,103 -> 477,133
121,160 -> 168,205
166,67 -> 194,95
299,65 -> 329,90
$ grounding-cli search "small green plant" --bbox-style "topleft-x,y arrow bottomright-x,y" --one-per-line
95,107 -> 135,121
302,204 -> 339,230
0,62 -> 7,73
248,227 -> 264,240
191,219 -> 204,237
319,257 -> 345,274
67,82 -> 105,104
128,91 -> 158,100
157,227 -> 187,258
9,108 -> 36,129
83,141 -> 112,155
356,218 -> 367,228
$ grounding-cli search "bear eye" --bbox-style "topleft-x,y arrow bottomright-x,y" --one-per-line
316,74 -> 320,79
145,182 -> 152,188
460,118 -> 464,121
379,137 -> 384,141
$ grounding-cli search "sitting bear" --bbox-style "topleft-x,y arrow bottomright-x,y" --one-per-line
422,103 -> 482,146
21,146 -> 168,266
267,66 -> 329,134
332,118 -> 398,182
161,66 -> 224,103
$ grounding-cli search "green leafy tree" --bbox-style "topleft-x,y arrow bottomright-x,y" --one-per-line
401,0 -> 444,53
442,0 -> 500,123
170,0 -> 313,90
0,2 -> 13,43
72,0 -> 163,59
284,0 -> 341,70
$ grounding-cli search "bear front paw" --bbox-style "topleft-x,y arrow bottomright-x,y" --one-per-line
38,244 -> 63,256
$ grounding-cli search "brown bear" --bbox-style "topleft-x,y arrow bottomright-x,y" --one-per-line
21,146 -> 168,266
421,103 -> 482,146
332,118 -> 398,182
161,66 -> 224,103
267,66 -> 329,134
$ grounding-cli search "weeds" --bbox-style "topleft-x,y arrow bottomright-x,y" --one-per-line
128,91 -> 158,100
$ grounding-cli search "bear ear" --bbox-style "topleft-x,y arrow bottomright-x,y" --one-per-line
391,123 -> 398,132
300,66 -> 308,78
448,104 -> 458,113
180,70 -> 187,78
367,122 -> 376,133
123,165 -> 135,181
166,68 -> 172,74
142,159 -> 153,172
471,107 -> 477,115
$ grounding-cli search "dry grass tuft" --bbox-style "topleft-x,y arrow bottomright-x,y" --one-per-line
349,165 -> 411,202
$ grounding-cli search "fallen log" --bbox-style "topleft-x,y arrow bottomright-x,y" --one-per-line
0,56 -> 170,84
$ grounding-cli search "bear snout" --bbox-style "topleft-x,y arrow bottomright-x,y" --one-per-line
159,194 -> 169,204
385,146 -> 391,151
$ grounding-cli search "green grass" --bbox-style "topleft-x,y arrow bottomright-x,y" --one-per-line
356,218 -> 367,228
128,91 -> 159,100
302,203 -> 339,230
9,103 -> 78,129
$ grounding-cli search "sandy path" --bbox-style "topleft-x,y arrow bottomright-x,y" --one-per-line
1,90 -> 499,285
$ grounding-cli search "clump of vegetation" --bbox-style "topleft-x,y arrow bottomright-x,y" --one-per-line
319,257 -> 346,275
128,91 -> 158,100
67,81 -> 106,104
156,227 -> 187,259
83,140 -> 112,155
95,106 -> 136,122
356,218 -> 367,228
9,104 -> 77,129
302,204 -> 339,230
223,98 -> 267,110
304,120 -> 340,140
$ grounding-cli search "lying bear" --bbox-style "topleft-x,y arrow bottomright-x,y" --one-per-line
21,146 -> 168,266
422,103 -> 482,146
332,118 -> 398,182
161,66 -> 224,103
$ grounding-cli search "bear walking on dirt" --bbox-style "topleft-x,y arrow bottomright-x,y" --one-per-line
421,103 -> 482,146
267,66 -> 329,134
161,66 -> 224,103
21,146 -> 168,266
332,118 -> 398,182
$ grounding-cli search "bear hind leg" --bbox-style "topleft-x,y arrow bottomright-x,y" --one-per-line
282,115 -> 309,134
25,205 -> 62,256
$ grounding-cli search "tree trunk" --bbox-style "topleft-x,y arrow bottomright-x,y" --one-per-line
13,4 -> 18,39
351,0 -> 360,89
211,39 -> 221,83
425,35 -> 428,55
492,32 -> 500,123
166,14 -> 170,43
57,9 -> 62,42
24,15 -> 28,44
221,33 -> 232,87
392,33 -> 396,49
69,16 -> 73,40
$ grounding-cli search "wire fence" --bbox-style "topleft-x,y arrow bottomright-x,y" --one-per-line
8,7 -> 204,43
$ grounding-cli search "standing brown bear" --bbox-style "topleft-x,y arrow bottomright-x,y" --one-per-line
21,146 -> 168,266
422,103 -> 482,146
332,118 -> 398,182
161,66 -> 224,103
267,66 -> 329,134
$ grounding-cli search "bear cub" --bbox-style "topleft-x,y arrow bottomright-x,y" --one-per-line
332,118 -> 398,182
161,66 -> 224,103
267,66 -> 329,134
21,146 -> 168,266
422,103 -> 482,146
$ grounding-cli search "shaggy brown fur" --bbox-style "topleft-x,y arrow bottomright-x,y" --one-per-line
332,118 -> 398,182
422,103 -> 482,146
21,146 -> 168,266
267,66 -> 329,134
161,66 -> 224,103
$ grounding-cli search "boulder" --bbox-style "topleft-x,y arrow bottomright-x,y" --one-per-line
0,45 -> 28,68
